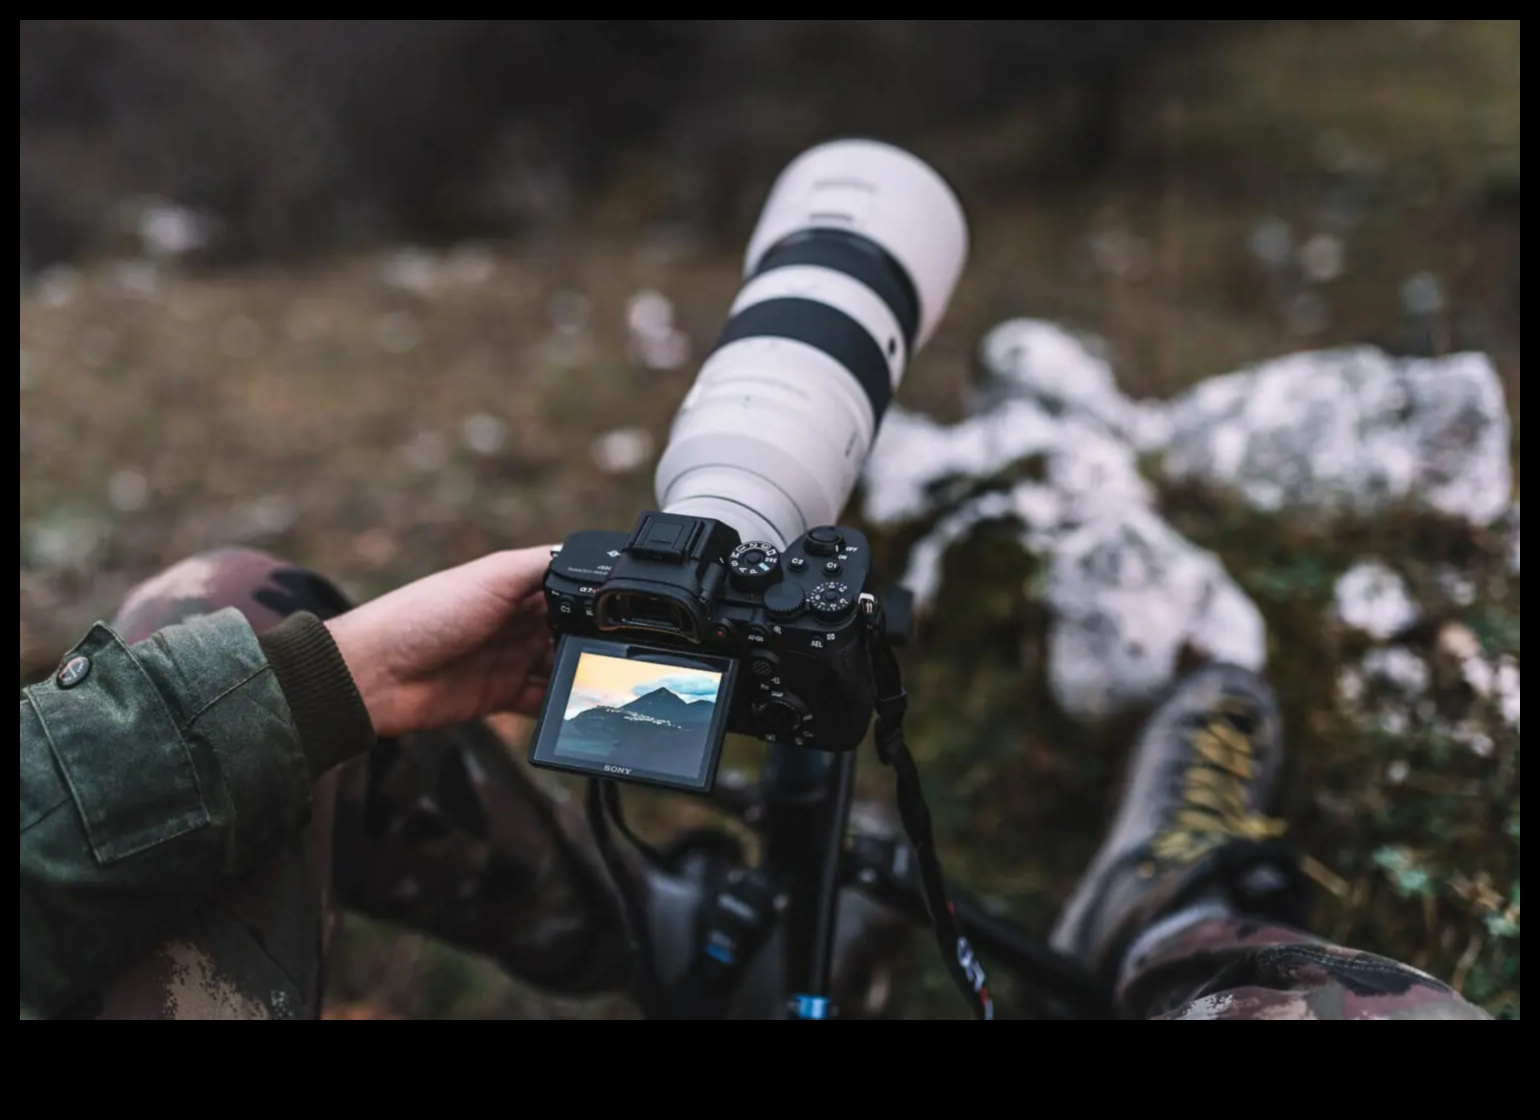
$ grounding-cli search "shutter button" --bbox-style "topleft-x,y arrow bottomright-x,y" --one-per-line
57,654 -> 92,688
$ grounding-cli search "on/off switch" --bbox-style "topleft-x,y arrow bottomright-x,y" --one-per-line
804,526 -> 844,557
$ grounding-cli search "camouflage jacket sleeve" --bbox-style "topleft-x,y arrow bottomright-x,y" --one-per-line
19,607 -> 373,1019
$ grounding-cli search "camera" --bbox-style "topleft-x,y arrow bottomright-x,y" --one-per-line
527,138 -> 967,794
529,513 -> 879,791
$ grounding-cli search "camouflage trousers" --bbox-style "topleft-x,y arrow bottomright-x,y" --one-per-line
88,549 -> 1490,1020
1122,917 -> 1490,1020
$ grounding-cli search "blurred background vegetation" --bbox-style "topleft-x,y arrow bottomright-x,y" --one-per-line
20,19 -> 1519,1018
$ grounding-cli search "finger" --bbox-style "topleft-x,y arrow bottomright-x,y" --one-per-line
508,677 -> 549,719
510,588 -> 550,622
471,546 -> 558,604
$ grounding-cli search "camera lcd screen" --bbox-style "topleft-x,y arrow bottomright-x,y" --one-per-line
528,636 -> 737,793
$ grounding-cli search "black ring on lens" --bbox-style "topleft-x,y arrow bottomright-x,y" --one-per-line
750,229 -> 920,352
711,297 -> 893,421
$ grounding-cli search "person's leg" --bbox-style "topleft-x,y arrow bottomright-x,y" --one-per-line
87,548 -> 629,1019
1121,915 -> 1487,1020
1052,663 -> 1491,1021
329,711 -> 632,995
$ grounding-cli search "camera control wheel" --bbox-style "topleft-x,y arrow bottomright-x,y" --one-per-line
764,581 -> 806,621
752,691 -> 811,739
808,581 -> 854,620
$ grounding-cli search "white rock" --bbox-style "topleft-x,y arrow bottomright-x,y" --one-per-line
230,494 -> 297,540
108,469 -> 150,513
1400,272 -> 1445,316
626,289 -> 674,335
1452,722 -> 1495,758
1299,234 -> 1346,283
36,266 -> 78,307
1359,646 -> 1430,696
862,320 -> 1514,725
880,424 -> 1264,721
1248,217 -> 1294,269
1333,561 -> 1420,639
1433,564 -> 1477,606
1495,660 -> 1520,729
591,427 -> 655,474
1507,502 -> 1520,573
1042,507 -> 1266,721
138,202 -> 209,258
461,412 -> 509,457
969,319 -> 1161,445
864,329 -> 1262,721
1163,347 -> 1512,526
24,512 -> 109,572
863,401 -> 1150,533
1462,654 -> 1520,730
625,289 -> 690,370
382,249 -> 438,294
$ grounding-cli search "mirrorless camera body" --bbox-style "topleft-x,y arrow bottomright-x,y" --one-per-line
529,512 -> 877,792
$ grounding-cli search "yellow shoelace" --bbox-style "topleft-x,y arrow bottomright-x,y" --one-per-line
1146,704 -> 1287,869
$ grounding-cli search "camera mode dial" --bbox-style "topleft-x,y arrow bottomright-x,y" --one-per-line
728,541 -> 782,591
809,581 -> 854,620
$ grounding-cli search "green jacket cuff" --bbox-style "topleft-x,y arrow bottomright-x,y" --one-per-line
258,612 -> 374,776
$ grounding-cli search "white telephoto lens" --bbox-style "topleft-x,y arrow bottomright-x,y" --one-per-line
656,139 -> 968,548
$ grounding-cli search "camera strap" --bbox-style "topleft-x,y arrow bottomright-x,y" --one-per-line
862,597 -> 996,1021
586,779 -> 668,1018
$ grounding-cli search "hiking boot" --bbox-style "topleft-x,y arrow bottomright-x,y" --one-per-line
1051,662 -> 1303,978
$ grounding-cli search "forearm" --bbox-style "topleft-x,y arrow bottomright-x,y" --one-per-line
19,608 -> 373,1018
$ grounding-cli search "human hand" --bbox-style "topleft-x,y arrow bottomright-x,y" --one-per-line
324,547 -> 555,739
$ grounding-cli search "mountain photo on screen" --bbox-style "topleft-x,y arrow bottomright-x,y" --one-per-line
554,652 -> 724,779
